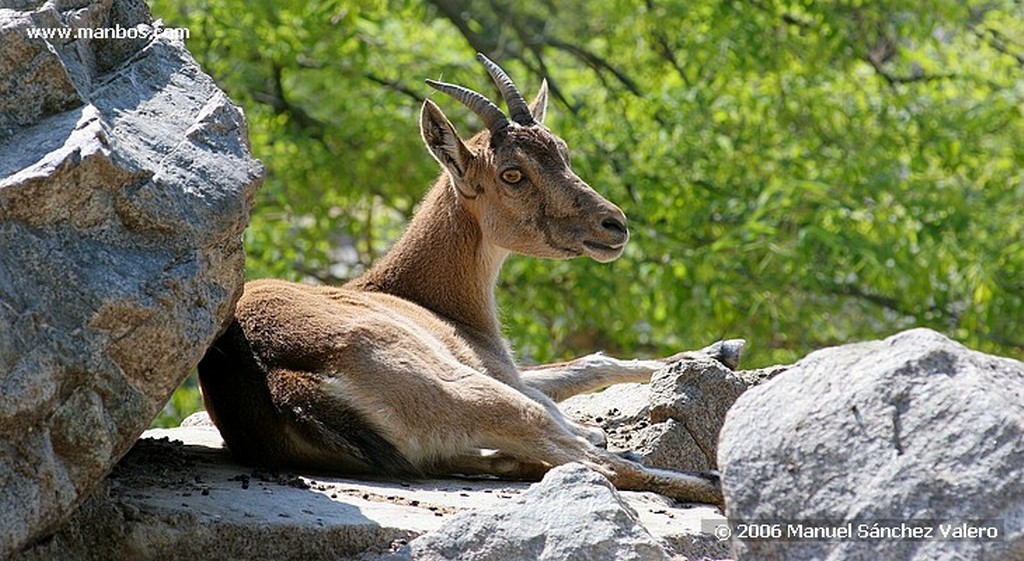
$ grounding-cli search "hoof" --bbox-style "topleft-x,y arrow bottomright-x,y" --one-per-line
698,339 -> 745,370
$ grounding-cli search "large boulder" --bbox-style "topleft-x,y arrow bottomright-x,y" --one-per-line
0,0 -> 260,556
718,328 -> 1024,560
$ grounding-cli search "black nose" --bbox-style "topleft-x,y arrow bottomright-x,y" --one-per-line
601,216 -> 627,236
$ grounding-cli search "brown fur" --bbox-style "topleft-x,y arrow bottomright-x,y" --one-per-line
198,58 -> 723,505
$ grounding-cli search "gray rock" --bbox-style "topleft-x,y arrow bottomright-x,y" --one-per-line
0,0 -> 260,556
558,382 -> 651,434
718,328 -> 1024,561
560,358 -> 784,473
400,463 -> 672,561
646,359 -> 748,471
17,427 -> 729,561
178,410 -> 218,428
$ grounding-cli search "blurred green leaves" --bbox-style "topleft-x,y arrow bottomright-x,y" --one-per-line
150,0 -> 1023,425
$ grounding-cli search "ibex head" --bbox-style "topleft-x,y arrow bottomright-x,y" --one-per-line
420,53 -> 628,263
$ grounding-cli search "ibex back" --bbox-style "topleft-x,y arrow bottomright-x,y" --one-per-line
198,54 -> 725,505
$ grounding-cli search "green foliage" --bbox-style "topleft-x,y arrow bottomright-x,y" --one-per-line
149,0 -> 1023,427
152,373 -> 203,427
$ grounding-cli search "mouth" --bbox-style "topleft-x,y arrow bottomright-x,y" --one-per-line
583,240 -> 626,262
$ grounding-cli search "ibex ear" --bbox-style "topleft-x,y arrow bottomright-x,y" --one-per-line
421,100 -> 477,198
529,79 -> 548,124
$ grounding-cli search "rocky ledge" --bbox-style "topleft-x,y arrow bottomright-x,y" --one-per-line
16,420 -> 731,561
15,353 -> 760,561
11,328 -> 1023,560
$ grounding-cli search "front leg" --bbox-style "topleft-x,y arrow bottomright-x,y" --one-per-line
519,384 -> 608,447
520,339 -> 745,402
469,396 -> 725,506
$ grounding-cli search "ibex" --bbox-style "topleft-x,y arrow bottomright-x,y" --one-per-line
198,54 -> 731,505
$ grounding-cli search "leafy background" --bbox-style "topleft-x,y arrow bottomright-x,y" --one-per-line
150,0 -> 1024,427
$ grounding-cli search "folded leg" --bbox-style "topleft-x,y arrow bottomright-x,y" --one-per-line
520,339 -> 746,401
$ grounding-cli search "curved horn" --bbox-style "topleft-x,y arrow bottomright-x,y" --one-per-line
426,79 -> 509,132
476,52 -> 534,125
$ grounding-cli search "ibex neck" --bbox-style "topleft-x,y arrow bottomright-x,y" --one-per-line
347,177 -> 507,338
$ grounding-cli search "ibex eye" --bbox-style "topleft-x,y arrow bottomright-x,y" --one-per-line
501,169 -> 523,184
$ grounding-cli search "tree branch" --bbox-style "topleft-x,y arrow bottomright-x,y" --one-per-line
546,37 -> 642,96
830,283 -> 912,316
295,264 -> 347,286
427,0 -> 640,98
364,73 -> 425,104
985,333 -> 1024,352
425,0 -> 498,55
972,26 -> 1024,68
864,53 -> 961,88
826,282 -> 957,324
252,63 -> 328,139
651,32 -> 692,88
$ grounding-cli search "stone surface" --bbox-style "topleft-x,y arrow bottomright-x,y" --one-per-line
398,463 -> 672,561
718,328 -> 1024,561
16,424 -> 730,561
646,359 -> 748,471
561,359 -> 785,473
559,382 -> 652,441
0,0 -> 260,556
